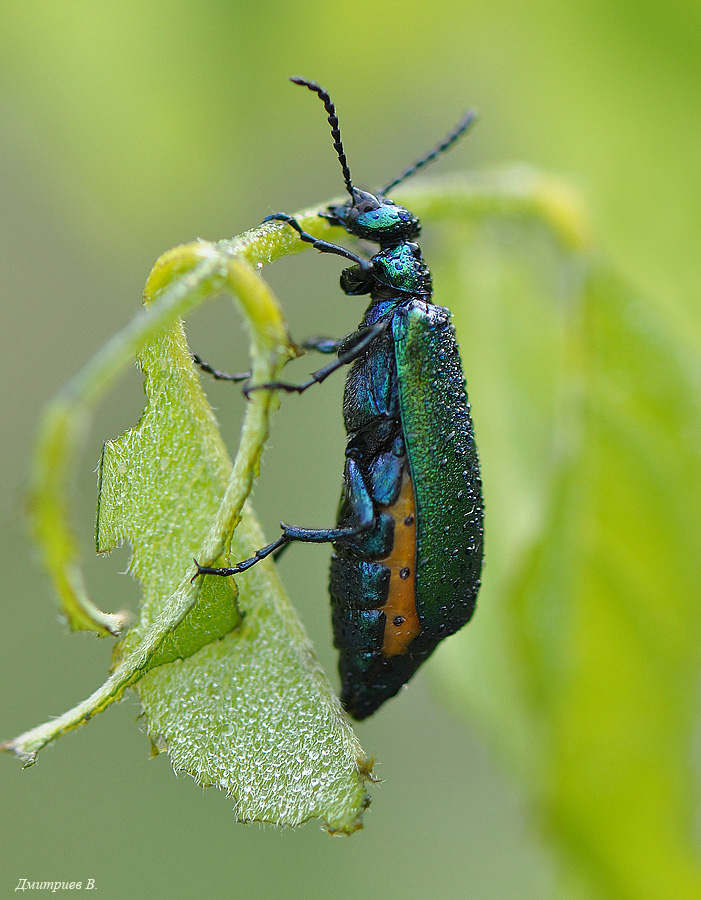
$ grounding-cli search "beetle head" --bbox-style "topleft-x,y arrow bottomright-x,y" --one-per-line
326,190 -> 421,244
288,76 -> 475,245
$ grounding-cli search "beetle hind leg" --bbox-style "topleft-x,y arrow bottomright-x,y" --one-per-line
193,520 -> 372,580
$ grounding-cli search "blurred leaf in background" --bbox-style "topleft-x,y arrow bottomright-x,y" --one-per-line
413,178 -> 701,900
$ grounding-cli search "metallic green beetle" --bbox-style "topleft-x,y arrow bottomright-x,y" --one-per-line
196,77 -> 484,719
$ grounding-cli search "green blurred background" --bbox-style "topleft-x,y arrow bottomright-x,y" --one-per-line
1,1 -> 699,898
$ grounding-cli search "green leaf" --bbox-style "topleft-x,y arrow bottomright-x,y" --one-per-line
6,226 -> 371,833
97,273 -> 369,830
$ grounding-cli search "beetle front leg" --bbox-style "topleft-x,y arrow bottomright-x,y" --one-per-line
264,213 -> 371,268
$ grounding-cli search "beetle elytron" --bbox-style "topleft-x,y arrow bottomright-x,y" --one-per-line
196,77 -> 484,719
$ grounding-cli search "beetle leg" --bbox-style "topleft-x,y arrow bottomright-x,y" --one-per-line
264,213 -> 372,269
299,336 -> 342,354
193,521 -> 371,579
192,335 -> 343,388
193,532 -> 290,578
191,353 -> 251,383
271,540 -> 292,562
244,319 -> 389,397
195,211 -> 378,394
194,460 -> 376,579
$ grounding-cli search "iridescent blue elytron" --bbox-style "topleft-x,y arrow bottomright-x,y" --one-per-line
196,77 -> 484,720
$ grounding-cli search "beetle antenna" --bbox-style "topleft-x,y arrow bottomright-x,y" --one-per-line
379,109 -> 478,195
290,76 -> 357,201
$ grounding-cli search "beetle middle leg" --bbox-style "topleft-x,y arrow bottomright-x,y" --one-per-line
244,318 -> 390,397
191,354 -> 251,383
299,336 -> 342,354
192,335 -> 342,386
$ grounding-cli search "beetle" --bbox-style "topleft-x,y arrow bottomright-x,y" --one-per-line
196,77 -> 484,720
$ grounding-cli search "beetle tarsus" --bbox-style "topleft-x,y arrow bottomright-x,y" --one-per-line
192,353 -> 251,384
